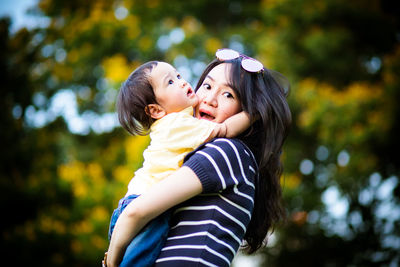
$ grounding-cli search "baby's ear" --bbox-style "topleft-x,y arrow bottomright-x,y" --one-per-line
145,104 -> 166,119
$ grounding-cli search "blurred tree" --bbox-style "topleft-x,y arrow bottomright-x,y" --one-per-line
1,0 -> 399,266
0,17 -> 75,266
259,0 -> 400,266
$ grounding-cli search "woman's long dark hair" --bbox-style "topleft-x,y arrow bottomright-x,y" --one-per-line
195,58 -> 292,253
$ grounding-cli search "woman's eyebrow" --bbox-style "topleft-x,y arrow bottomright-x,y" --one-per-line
206,74 -> 215,82
205,74 -> 231,88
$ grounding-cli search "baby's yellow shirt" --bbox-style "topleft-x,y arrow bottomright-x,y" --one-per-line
125,107 -> 216,196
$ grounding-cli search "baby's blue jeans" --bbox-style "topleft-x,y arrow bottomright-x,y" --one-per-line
108,194 -> 170,267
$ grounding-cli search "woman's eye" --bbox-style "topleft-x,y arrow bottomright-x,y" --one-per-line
223,92 -> 234,98
168,80 -> 174,85
202,83 -> 211,90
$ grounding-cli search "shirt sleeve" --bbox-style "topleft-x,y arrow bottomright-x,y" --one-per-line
183,138 -> 257,193
152,111 -> 217,151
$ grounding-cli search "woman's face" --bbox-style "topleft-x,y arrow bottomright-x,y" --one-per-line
195,63 -> 242,123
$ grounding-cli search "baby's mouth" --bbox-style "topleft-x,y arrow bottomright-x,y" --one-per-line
187,88 -> 193,96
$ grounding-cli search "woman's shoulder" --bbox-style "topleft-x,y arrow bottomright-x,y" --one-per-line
206,137 -> 250,152
185,138 -> 257,166
209,138 -> 254,154
183,138 -> 258,192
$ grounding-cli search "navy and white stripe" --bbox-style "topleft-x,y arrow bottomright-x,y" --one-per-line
155,138 -> 258,267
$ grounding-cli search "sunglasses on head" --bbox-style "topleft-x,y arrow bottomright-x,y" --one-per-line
215,48 -> 290,93
215,48 -> 264,73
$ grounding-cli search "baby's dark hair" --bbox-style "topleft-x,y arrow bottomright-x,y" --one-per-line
117,61 -> 158,136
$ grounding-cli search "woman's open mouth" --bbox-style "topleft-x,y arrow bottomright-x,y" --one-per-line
199,110 -> 215,121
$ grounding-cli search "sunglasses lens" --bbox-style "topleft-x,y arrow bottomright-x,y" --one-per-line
241,58 -> 263,73
216,49 -> 264,73
216,49 -> 240,60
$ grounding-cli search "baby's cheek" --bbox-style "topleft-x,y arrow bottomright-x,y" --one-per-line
193,95 -> 199,106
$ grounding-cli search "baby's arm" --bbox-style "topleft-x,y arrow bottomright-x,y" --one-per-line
209,111 -> 251,140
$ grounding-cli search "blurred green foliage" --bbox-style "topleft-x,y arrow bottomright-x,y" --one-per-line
1,0 -> 399,266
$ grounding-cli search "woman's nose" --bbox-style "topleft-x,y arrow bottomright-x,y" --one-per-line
203,92 -> 217,107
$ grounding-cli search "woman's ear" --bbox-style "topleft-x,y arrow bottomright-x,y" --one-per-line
145,104 -> 166,119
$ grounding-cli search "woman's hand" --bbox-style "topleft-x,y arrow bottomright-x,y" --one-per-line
105,247 -> 124,267
105,166 -> 202,266
102,251 -> 119,267
101,252 -> 107,267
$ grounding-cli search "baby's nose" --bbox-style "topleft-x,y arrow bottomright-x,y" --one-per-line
181,80 -> 187,88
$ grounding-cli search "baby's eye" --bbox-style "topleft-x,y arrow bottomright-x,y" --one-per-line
223,92 -> 234,98
168,80 -> 174,85
177,74 -> 182,79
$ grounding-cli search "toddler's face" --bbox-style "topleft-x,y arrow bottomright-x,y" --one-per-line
150,62 -> 198,114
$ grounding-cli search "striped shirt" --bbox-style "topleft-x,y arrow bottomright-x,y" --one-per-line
155,138 -> 258,267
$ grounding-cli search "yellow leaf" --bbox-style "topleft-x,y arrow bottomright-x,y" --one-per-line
102,54 -> 134,83
205,38 -> 222,54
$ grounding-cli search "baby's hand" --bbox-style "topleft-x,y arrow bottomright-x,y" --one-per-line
206,123 -> 227,142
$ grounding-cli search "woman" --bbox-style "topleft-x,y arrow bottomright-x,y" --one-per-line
106,49 -> 291,266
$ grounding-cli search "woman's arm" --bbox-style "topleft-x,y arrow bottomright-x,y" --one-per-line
106,166 -> 203,267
